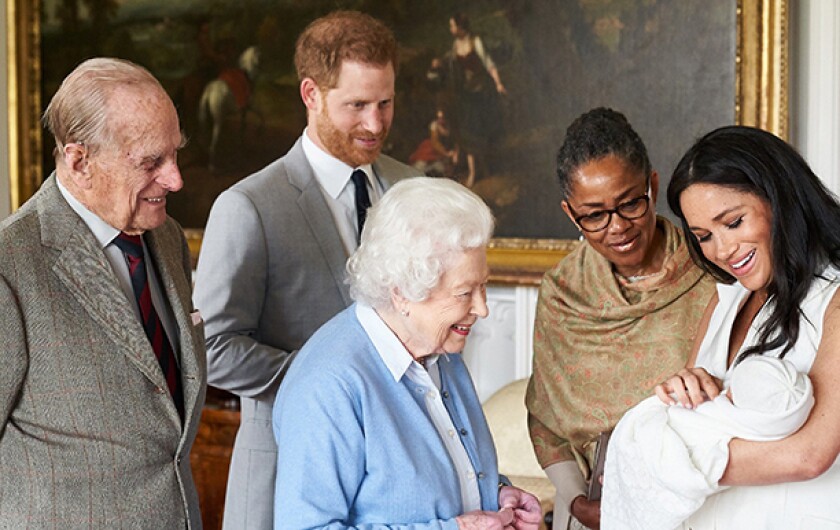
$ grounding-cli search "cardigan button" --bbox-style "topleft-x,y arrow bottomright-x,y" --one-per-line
459,428 -> 468,436
442,391 -> 450,399
477,472 -> 485,479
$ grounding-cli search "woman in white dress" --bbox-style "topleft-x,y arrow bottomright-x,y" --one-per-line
655,125 -> 840,529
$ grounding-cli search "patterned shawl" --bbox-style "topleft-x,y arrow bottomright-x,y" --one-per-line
526,217 -> 715,479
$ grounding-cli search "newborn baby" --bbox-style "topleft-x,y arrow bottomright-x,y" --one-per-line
726,355 -> 809,414
600,356 -> 814,530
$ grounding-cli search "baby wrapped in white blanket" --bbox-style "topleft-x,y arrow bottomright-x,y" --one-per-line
600,355 -> 814,530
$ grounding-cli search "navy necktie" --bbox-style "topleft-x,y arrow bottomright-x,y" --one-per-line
351,169 -> 372,242
112,232 -> 184,419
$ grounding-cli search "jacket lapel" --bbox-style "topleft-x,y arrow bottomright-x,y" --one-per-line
285,140 -> 353,305
39,177 -> 170,393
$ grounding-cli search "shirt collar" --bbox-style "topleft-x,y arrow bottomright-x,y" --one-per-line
355,303 -> 441,382
302,128 -> 374,199
56,175 -> 120,249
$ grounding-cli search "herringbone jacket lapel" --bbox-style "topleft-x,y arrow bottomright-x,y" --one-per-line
39,177 -> 176,405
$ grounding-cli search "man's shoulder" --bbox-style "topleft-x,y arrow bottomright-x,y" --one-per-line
375,153 -> 424,182
0,196 -> 53,281
0,195 -> 44,254
222,145 -> 308,202
230,156 -> 293,193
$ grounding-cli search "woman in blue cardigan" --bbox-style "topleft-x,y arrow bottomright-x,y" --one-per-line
272,177 -> 541,529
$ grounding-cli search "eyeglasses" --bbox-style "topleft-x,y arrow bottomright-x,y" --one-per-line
567,193 -> 651,233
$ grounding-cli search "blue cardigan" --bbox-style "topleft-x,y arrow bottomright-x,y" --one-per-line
273,305 -> 501,529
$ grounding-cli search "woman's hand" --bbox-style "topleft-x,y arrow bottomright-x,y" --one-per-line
570,495 -> 600,529
654,367 -> 722,409
456,508 -> 514,529
498,485 -> 543,529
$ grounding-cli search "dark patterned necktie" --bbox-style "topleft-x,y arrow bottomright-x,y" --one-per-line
351,169 -> 372,242
112,232 -> 184,419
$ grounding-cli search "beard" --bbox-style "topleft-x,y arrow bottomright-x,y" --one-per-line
315,106 -> 389,167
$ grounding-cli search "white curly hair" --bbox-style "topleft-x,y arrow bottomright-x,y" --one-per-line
347,176 -> 494,308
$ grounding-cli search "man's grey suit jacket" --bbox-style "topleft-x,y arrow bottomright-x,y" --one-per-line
193,138 -> 422,530
0,175 -> 207,529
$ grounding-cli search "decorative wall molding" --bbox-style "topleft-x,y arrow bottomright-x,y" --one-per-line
463,285 -> 539,403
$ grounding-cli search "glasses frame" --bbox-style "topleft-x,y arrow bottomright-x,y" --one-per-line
567,190 -> 651,233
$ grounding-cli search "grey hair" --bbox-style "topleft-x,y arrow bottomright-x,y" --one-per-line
43,57 -> 164,158
347,177 -> 494,308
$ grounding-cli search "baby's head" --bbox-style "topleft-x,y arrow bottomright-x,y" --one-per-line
727,356 -> 809,414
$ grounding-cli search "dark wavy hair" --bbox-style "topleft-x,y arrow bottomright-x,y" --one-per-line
556,107 -> 652,199
667,125 -> 840,362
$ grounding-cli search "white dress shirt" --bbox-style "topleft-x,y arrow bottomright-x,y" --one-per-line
302,130 -> 385,255
56,176 -> 180,361
356,303 -> 482,512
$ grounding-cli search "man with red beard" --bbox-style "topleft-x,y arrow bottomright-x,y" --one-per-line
193,11 -> 422,530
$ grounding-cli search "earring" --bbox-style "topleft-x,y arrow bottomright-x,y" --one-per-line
400,308 -> 409,317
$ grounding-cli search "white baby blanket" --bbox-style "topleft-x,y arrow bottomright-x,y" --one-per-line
600,377 -> 813,530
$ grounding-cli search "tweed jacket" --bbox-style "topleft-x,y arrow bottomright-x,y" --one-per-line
193,137 -> 422,530
0,175 -> 207,529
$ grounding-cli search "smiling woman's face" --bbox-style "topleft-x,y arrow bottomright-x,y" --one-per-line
398,247 -> 490,359
562,154 -> 660,278
679,183 -> 774,294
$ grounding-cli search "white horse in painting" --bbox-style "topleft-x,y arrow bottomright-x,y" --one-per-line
198,45 -> 262,169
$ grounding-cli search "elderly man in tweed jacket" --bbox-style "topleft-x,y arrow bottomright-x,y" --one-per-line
0,58 -> 206,529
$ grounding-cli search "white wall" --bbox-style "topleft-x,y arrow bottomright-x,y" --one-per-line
462,285 -> 539,402
792,0 -> 840,194
0,0 -> 10,219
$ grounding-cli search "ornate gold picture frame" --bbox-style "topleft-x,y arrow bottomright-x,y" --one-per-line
7,0 -> 787,284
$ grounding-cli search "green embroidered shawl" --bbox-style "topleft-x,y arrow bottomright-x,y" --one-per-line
526,218 -> 715,479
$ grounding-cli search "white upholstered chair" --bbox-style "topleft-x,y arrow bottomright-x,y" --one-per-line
483,379 -> 556,529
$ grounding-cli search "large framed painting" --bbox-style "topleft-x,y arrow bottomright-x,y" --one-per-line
8,0 -> 787,284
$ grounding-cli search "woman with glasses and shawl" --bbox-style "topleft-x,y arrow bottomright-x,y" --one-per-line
525,108 -> 716,530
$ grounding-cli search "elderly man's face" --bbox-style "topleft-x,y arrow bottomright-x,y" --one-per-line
310,60 -> 395,167
85,87 -> 183,235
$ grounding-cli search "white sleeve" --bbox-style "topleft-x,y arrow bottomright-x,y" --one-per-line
544,460 -> 586,530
